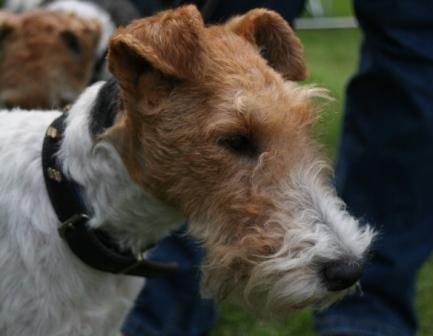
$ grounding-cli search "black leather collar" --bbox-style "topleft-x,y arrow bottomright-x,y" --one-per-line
42,112 -> 178,277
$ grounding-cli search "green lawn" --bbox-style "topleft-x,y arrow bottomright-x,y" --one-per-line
300,28 -> 361,161
211,28 -> 433,336
302,0 -> 353,17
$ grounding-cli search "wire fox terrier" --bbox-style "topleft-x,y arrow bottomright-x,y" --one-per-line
0,0 -> 139,109
0,0 -> 120,109
0,5 -> 374,336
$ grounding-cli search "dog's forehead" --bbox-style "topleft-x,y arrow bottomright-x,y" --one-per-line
202,26 -> 301,110
204,26 -> 278,82
199,28 -> 304,120
14,11 -> 94,36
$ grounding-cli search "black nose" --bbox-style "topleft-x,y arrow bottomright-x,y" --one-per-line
321,260 -> 363,291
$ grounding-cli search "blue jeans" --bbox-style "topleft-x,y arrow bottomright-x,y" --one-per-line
190,0 -> 305,26
315,1 -> 433,335
122,227 -> 216,336
131,0 -> 305,25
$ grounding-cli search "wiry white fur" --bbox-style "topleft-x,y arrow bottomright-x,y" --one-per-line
46,0 -> 115,58
248,162 -> 374,313
0,83 -> 184,336
199,160 -> 375,317
289,162 -> 375,258
60,83 -> 185,251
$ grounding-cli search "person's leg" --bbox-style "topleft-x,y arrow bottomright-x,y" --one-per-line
263,0 -> 306,26
128,0 -> 163,16
315,1 -> 433,335
175,0 -> 307,26
122,227 -> 217,336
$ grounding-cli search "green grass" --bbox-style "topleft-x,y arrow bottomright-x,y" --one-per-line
417,257 -> 433,335
325,1 -> 353,17
302,0 -> 353,18
211,28 -> 433,336
300,28 -> 361,160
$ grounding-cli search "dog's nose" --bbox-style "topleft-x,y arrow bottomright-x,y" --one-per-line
321,260 -> 363,291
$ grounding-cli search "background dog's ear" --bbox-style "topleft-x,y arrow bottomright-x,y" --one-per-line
108,5 -> 205,91
226,9 -> 307,81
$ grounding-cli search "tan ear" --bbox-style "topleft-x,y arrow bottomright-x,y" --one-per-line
108,5 -> 206,91
226,9 -> 307,81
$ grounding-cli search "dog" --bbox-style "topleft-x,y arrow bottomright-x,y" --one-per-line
0,0 -> 139,109
0,5 -> 375,335
5,0 -> 140,26
0,4 -> 112,109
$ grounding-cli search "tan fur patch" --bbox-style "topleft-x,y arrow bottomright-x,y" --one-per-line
0,9 -> 101,109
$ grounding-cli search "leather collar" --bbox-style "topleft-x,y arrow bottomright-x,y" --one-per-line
42,112 -> 178,277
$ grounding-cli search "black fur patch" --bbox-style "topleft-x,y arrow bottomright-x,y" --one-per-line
89,78 -> 121,137
43,0 -> 140,26
88,0 -> 140,26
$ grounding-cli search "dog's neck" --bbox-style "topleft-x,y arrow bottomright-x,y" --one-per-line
58,81 -> 184,253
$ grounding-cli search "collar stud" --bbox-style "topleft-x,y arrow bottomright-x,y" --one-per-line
47,167 -> 62,182
46,127 -> 59,139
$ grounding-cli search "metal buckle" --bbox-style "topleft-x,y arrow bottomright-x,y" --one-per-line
118,252 -> 146,274
118,254 -> 179,276
58,214 -> 89,239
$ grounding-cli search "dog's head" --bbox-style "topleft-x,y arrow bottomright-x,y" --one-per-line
104,5 -> 375,316
0,9 -> 101,109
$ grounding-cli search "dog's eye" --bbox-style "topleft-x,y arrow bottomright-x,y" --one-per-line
60,31 -> 81,55
0,24 -> 13,53
218,133 -> 258,157
0,25 -> 13,42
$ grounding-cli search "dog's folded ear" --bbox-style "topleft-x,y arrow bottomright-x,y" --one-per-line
226,9 -> 307,81
108,5 -> 205,91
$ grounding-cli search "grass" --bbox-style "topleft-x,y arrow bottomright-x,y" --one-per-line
302,0 -> 353,17
300,28 -> 361,161
211,28 -> 433,336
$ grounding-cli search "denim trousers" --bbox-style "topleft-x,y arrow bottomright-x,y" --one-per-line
123,1 -> 433,335
315,1 -> 433,335
122,227 -> 216,336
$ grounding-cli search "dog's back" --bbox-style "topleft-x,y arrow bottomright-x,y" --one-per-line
0,110 -> 142,336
